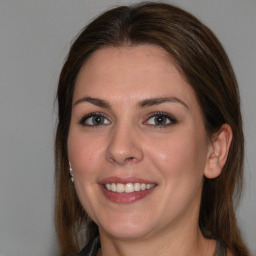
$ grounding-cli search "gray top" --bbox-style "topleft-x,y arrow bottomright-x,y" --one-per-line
79,236 -> 227,256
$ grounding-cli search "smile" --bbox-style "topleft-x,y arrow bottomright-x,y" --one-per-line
104,183 -> 155,193
99,177 -> 157,203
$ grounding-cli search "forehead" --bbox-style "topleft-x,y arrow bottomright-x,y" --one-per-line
73,45 -> 197,107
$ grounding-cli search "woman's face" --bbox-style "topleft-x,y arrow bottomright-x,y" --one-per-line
68,45 -> 212,240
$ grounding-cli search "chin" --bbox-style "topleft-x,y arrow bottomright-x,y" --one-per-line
100,226 -> 153,240
97,216 -> 157,240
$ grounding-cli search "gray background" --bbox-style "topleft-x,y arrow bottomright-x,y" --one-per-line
0,0 -> 255,255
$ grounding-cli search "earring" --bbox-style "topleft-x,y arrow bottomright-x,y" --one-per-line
69,161 -> 74,182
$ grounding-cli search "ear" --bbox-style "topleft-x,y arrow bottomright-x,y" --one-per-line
204,124 -> 233,179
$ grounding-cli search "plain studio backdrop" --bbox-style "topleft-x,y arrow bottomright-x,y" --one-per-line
0,0 -> 255,255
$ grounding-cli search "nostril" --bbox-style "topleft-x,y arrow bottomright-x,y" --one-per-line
106,140 -> 144,165
124,156 -> 136,163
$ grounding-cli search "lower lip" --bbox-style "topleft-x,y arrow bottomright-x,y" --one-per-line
100,185 -> 156,204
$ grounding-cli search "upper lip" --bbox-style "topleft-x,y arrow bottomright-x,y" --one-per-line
98,176 -> 157,185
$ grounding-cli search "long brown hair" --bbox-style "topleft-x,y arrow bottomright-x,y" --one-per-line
55,2 -> 249,255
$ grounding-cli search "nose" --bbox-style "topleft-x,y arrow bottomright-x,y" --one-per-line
105,123 -> 144,165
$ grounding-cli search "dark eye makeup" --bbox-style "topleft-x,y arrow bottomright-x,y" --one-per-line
144,112 -> 177,128
78,111 -> 177,128
79,112 -> 110,127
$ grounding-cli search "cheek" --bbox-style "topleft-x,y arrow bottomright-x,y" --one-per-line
147,130 -> 208,181
146,131 -> 208,218
67,130 -> 104,218
67,131 -> 105,177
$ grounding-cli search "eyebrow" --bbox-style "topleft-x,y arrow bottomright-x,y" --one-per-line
73,97 -> 111,108
139,97 -> 189,109
73,96 -> 189,109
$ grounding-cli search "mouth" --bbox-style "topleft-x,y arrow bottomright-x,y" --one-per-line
99,177 -> 157,204
104,182 -> 155,193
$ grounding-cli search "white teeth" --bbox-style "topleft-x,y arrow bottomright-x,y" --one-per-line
125,183 -> 134,193
146,184 -> 151,189
116,183 -> 125,193
111,183 -> 117,192
104,182 -> 155,193
134,183 -> 140,191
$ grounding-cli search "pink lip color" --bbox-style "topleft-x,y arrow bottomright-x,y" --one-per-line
98,176 -> 157,204
99,176 -> 155,185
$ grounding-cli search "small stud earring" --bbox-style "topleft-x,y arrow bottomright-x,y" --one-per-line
69,161 -> 74,182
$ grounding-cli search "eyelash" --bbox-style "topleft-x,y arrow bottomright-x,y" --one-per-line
144,112 -> 177,128
79,112 -> 177,128
79,112 -> 110,127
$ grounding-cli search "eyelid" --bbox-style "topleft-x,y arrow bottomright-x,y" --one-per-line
143,111 -> 177,127
79,112 -> 111,127
78,111 -> 177,128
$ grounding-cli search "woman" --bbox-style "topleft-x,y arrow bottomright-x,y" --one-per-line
55,2 -> 250,256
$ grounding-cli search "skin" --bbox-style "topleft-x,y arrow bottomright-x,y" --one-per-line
68,45 -> 232,256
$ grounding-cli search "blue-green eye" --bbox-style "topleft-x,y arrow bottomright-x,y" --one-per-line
145,113 -> 177,127
80,113 -> 110,126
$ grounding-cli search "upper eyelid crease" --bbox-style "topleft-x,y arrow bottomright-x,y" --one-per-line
73,96 -> 189,109
79,112 -> 176,128
145,112 -> 177,123
79,113 -> 110,126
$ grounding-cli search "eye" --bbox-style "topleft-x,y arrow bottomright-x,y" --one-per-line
145,112 -> 177,127
79,113 -> 111,127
